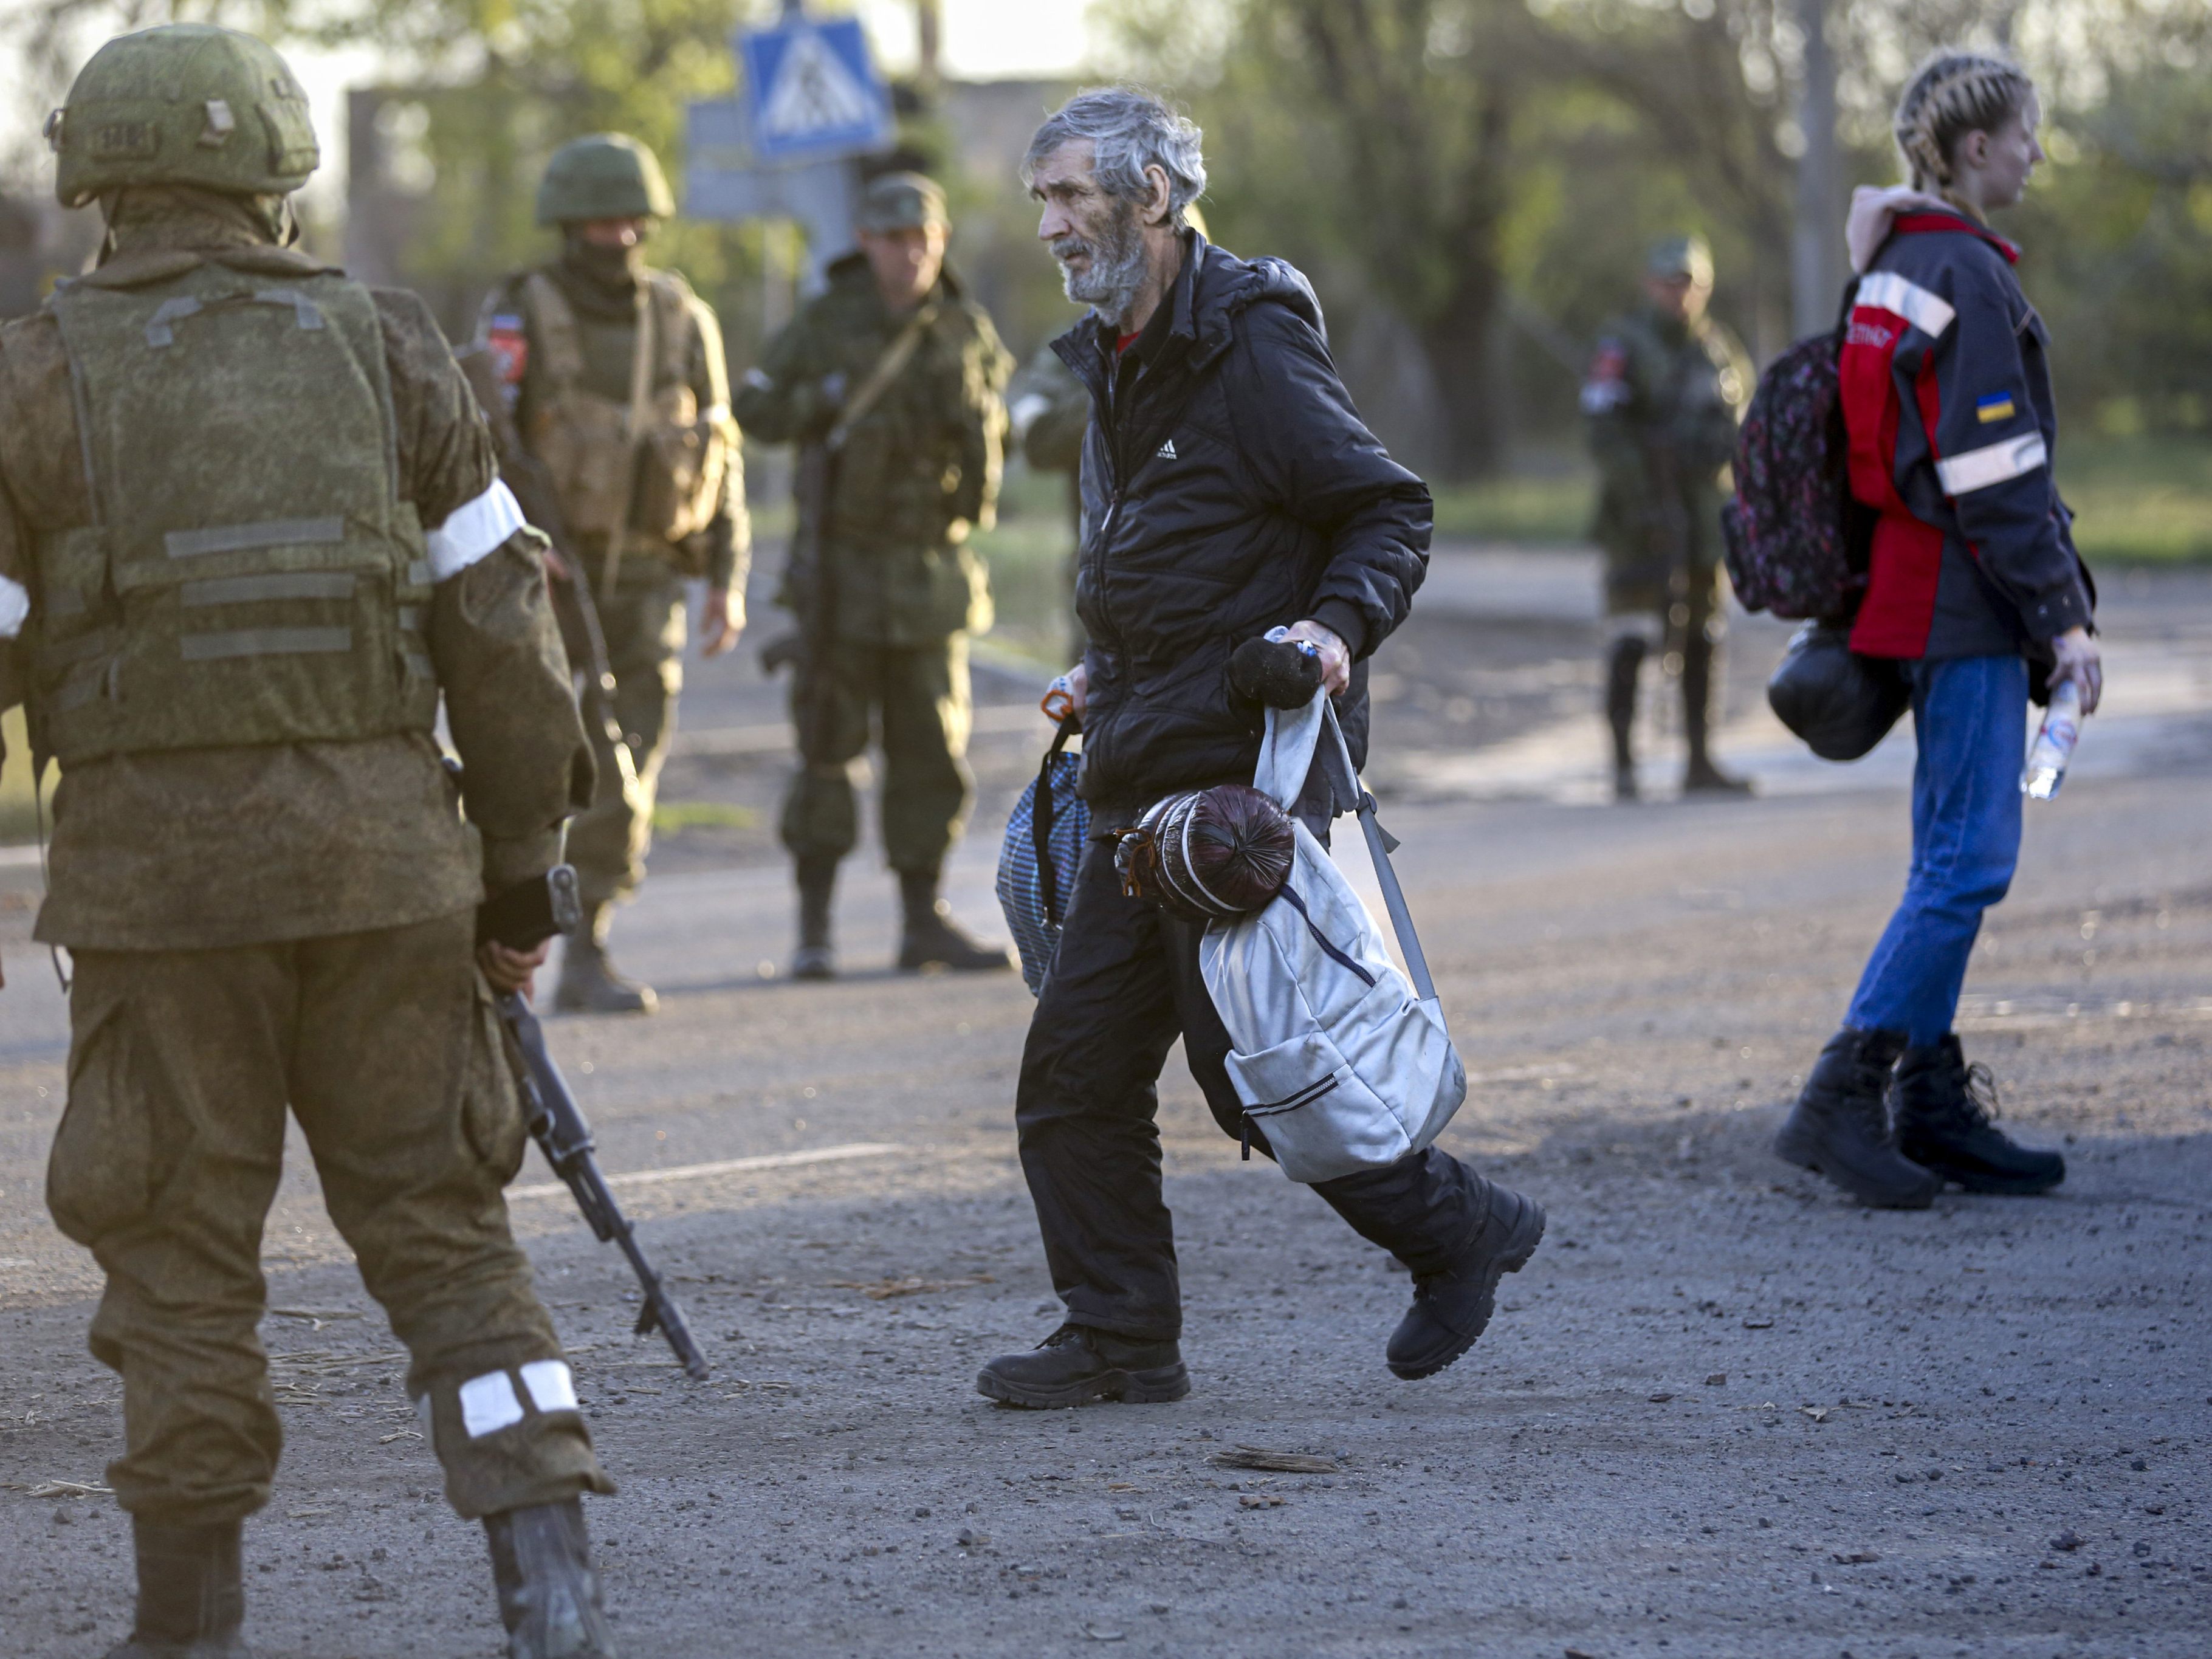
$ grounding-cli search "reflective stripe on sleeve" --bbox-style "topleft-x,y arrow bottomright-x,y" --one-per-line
1855,271 -> 1956,340
425,478 -> 527,581
0,575 -> 27,640
1936,432 -> 2048,496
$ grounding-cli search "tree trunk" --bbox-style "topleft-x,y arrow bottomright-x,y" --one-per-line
1418,262 -> 1508,480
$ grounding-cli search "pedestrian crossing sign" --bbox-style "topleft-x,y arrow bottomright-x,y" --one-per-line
738,15 -> 893,163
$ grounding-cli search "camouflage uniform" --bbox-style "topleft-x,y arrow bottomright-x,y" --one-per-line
8,26 -> 613,1658
1582,235 -> 1752,795
733,174 -> 1013,975
477,133 -> 749,1013
1007,339 -> 1091,659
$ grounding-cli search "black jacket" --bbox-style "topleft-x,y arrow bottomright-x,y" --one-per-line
1840,209 -> 2093,660
1054,233 -> 1431,819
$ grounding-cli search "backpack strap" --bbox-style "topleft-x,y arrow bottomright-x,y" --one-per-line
1033,722 -> 1075,927
1317,698 -> 1439,1004
521,272 -> 586,390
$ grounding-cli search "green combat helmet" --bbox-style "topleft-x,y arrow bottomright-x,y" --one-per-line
49,22 -> 318,208
536,134 -> 676,226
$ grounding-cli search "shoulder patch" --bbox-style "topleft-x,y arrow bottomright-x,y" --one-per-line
1976,390 -> 2018,424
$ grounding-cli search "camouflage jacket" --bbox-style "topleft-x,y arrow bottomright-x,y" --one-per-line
477,255 -> 749,589
1582,305 -> 1751,571
0,191 -> 590,949
735,255 -> 1012,645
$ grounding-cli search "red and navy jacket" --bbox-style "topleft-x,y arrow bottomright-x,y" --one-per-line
1839,210 -> 2093,660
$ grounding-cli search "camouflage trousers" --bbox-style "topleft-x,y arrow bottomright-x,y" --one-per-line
780,634 -> 974,874
45,911 -> 611,1523
566,555 -> 687,910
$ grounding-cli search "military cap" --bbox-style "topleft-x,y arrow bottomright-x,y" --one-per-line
1646,234 -> 1715,286
536,133 -> 675,226
857,172 -> 948,233
50,24 -> 318,208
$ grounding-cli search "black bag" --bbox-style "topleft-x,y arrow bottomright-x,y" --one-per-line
1720,283 -> 1877,622
1767,620 -> 1912,761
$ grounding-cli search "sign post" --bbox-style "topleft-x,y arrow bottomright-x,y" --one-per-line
684,5 -> 895,290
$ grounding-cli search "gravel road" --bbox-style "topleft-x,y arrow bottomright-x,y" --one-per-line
1,560 -> 2207,1659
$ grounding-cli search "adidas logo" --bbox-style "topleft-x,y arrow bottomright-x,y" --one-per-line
1156,438 -> 1178,460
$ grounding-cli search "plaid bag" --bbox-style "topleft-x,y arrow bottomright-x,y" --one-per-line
995,723 -> 1088,995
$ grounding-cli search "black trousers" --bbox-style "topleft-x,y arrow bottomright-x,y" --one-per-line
1015,836 -> 1488,1342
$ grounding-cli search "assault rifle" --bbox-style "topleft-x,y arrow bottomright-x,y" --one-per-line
453,346 -> 641,806
755,438 -> 839,760
478,867 -> 710,1381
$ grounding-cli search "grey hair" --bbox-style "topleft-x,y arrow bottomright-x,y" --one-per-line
1022,85 -> 1207,230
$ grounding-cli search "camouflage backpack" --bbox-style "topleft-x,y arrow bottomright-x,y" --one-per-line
1720,286 -> 1875,623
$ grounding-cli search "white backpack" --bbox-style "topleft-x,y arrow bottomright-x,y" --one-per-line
1199,693 -> 1466,1184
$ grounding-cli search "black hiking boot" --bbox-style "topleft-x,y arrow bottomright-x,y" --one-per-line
1387,1176 -> 1547,1380
483,1499 -> 617,1659
106,1516 -> 248,1658
791,857 -> 837,981
898,870 -> 1011,973
554,905 -> 656,1015
1681,631 -> 1753,795
1893,1036 -> 2066,1195
1682,755 -> 1754,795
1606,635 -> 1643,802
975,1324 -> 1189,1408
1773,1028 -> 1938,1208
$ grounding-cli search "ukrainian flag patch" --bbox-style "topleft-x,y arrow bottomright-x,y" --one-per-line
1976,391 -> 2018,424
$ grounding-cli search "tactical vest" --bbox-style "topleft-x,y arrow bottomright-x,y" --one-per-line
520,270 -> 732,555
33,263 -> 438,765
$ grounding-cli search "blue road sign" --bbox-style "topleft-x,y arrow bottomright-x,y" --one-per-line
738,16 -> 893,164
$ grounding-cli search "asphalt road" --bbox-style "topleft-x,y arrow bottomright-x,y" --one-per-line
1,556 -> 2207,1658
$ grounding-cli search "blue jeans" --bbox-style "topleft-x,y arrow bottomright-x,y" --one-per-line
1846,654 -> 2028,1046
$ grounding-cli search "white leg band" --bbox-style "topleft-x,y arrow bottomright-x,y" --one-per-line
520,1359 -> 579,1413
458,1370 -> 526,1438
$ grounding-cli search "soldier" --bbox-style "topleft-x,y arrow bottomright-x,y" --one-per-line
736,171 -> 1015,980
1582,233 -> 1754,799
476,133 -> 749,1014
1007,339 -> 1092,662
7,26 -> 616,1658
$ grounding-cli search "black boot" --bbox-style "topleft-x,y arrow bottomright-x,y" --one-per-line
1773,1028 -> 1939,1208
898,869 -> 1011,972
1893,1036 -> 2065,1194
1386,1176 -> 1547,1380
975,1324 -> 1189,1408
483,1499 -> 617,1659
1681,631 -> 1753,795
1605,635 -> 1644,802
791,856 -> 838,981
554,904 -> 656,1015
106,1516 -> 247,1658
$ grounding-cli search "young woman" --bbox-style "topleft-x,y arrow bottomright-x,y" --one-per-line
1774,51 -> 2100,1208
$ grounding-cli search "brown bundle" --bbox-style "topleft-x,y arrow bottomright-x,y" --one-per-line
1115,783 -> 1296,923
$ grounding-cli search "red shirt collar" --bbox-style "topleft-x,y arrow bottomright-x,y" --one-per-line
1893,210 -> 2020,264
1116,329 -> 1142,355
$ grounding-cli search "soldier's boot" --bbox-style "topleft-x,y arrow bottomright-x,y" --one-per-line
897,869 -> 1011,973
1892,1036 -> 2066,1195
106,1516 -> 248,1658
1681,631 -> 1752,795
1386,1176 -> 1547,1381
791,856 -> 838,981
1605,635 -> 1644,802
1774,1028 -> 1940,1209
555,905 -> 658,1015
483,1499 -> 617,1659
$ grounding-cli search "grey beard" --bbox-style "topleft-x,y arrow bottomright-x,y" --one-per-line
1054,205 -> 1149,326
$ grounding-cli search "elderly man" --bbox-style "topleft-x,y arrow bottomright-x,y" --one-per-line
977,88 -> 1545,1407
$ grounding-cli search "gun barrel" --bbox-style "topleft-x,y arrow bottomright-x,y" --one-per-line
497,992 -> 710,1380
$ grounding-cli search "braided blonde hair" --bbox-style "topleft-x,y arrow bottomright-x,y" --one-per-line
1894,50 -> 2036,196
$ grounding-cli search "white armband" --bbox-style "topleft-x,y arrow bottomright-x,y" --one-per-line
0,574 -> 27,640
425,478 -> 527,580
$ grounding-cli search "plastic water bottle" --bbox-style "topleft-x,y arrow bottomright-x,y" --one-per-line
2021,678 -> 2083,800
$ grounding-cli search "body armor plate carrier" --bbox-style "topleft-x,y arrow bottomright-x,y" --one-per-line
33,261 -> 437,764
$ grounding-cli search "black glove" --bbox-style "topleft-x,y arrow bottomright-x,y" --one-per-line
1229,636 -> 1325,709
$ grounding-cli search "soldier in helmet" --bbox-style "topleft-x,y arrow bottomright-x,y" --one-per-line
476,133 -> 749,1014
735,171 -> 1015,980
1583,233 -> 1754,799
7,25 -> 617,1658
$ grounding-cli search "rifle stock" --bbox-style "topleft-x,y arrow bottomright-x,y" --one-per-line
497,987 -> 711,1382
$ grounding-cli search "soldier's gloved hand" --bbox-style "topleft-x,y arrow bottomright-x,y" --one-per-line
478,938 -> 549,997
